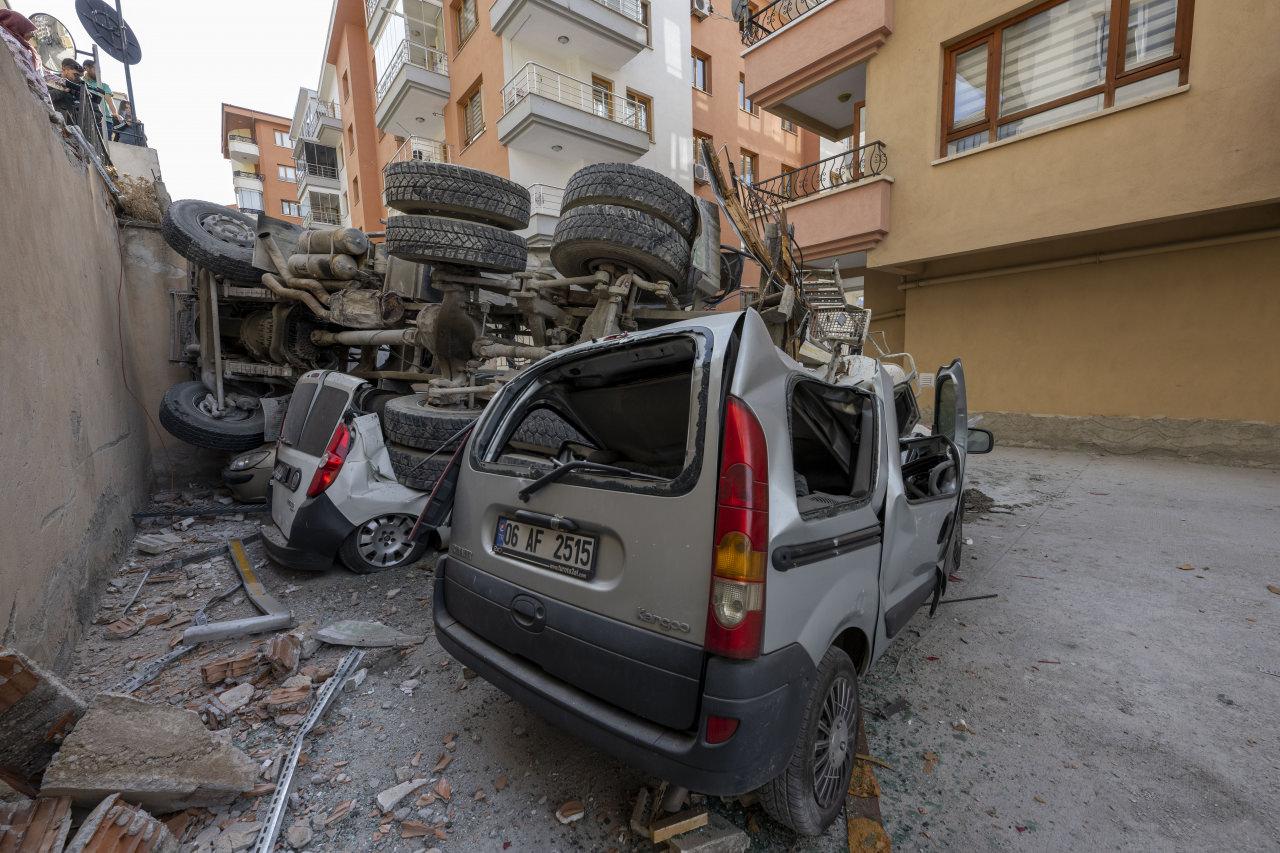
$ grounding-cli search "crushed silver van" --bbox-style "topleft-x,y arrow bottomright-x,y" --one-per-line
432,309 -> 991,835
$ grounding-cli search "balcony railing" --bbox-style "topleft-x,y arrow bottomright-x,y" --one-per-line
227,131 -> 255,144
501,62 -> 648,133
753,141 -> 887,202
365,0 -> 379,19
375,37 -> 449,103
591,0 -> 644,24
740,0 -> 832,46
301,99 -> 342,140
295,160 -> 340,182
528,184 -> 564,217
232,170 -> 261,181
390,136 -> 448,164
303,208 -> 342,227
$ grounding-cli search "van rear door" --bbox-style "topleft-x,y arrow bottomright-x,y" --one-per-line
445,315 -> 739,730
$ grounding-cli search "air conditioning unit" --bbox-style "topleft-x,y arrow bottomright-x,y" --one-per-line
693,162 -> 710,184
691,0 -> 711,20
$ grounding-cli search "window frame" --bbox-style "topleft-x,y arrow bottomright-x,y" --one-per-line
591,74 -> 615,121
739,148 -> 758,186
626,87 -> 654,142
738,73 -> 758,115
939,0 -> 1195,157
454,0 -> 478,49
691,50 -> 710,94
281,200 -> 302,218
461,85 -> 484,146
273,130 -> 290,147
780,116 -> 797,134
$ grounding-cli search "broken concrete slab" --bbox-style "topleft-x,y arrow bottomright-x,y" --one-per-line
0,647 -> 86,792
135,532 -> 184,555
376,778 -> 428,812
217,683 -> 254,713
266,631 -> 301,677
40,693 -> 257,812
63,793 -> 179,853
666,813 -> 750,853
0,796 -> 72,851
209,821 -> 260,853
314,620 -> 426,648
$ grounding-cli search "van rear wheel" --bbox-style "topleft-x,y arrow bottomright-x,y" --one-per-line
338,514 -> 428,574
758,646 -> 859,835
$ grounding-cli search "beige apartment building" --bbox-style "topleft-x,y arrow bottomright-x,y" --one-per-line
219,104 -> 304,224
742,0 -> 1280,460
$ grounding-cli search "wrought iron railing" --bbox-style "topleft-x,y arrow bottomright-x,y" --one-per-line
752,141 -> 887,203
591,0 -> 644,24
528,184 -> 564,216
389,136 -> 449,164
501,63 -> 648,134
301,99 -> 342,140
296,160 -> 340,181
365,0 -> 380,20
227,131 -> 256,145
740,0 -> 832,46
376,37 -> 449,102
232,170 -> 262,181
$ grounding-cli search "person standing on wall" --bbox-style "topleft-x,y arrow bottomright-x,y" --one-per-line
82,59 -> 119,140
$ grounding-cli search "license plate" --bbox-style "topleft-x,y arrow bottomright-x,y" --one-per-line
493,516 -> 598,580
272,461 -> 300,491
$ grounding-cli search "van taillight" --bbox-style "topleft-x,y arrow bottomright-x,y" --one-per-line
705,396 -> 767,660
306,422 -> 351,497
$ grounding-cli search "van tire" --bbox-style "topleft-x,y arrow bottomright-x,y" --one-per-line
384,162 -> 531,229
758,646 -> 860,836
551,204 -> 689,285
561,163 -> 697,240
386,215 -> 528,273
338,514 -> 429,574
381,395 -> 480,450
158,380 -> 265,451
386,443 -> 453,491
161,200 -> 261,282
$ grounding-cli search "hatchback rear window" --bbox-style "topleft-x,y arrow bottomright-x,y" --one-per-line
296,385 -> 350,456
475,333 -> 709,495
279,380 -> 317,447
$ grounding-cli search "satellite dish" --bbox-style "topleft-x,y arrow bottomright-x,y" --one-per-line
28,13 -> 77,74
75,0 -> 142,65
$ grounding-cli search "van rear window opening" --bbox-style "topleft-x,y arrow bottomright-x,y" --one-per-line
789,381 -> 876,518
480,335 -> 707,492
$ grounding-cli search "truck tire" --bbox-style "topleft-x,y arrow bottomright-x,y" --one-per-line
338,514 -> 429,574
386,443 -> 452,491
510,408 -> 586,451
561,163 -> 697,240
384,161 -> 531,230
386,215 -> 528,273
158,380 -> 265,452
551,204 -> 689,285
381,395 -> 480,450
162,200 -> 259,282
758,646 -> 859,836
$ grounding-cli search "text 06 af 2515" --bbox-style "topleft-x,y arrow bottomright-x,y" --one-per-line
493,516 -> 598,580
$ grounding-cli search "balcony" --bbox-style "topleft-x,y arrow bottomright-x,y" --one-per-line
498,63 -> 649,163
303,209 -> 343,229
741,0 -> 890,139
490,0 -> 646,69
366,0 -> 389,35
751,141 -> 890,265
374,37 -> 449,136
227,132 -> 259,164
388,135 -> 449,165
231,170 -> 263,191
522,184 -> 564,248
295,159 -> 341,192
300,99 -> 342,148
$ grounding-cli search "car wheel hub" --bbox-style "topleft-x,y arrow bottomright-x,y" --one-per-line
357,516 -> 414,567
812,675 -> 855,809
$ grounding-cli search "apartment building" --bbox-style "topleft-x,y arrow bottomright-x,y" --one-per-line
741,0 -> 1280,457
219,104 -> 303,223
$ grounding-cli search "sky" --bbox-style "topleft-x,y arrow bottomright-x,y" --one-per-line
23,0 -> 331,204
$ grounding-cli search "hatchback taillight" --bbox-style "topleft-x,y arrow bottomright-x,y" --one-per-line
306,421 -> 351,497
705,396 -> 767,660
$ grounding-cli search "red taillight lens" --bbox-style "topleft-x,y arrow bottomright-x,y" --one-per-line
705,396 -> 767,660
306,421 -> 351,497
705,715 -> 740,744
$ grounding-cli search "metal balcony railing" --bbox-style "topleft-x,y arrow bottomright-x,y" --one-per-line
389,136 -> 449,164
295,160 -> 340,182
365,0 -> 379,20
375,37 -> 449,102
752,141 -> 887,202
591,0 -> 644,24
231,170 -> 261,181
740,0 -> 832,46
303,208 -> 342,227
528,184 -> 564,216
301,99 -> 342,140
227,131 -> 256,145
501,63 -> 648,134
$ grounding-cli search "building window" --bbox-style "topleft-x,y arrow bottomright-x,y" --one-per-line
346,124 -> 355,152
739,149 -> 757,185
691,51 -> 710,93
278,164 -> 297,182
341,70 -> 351,102
236,188 -> 264,212
738,74 -> 757,115
456,0 -> 477,46
592,75 -> 615,120
281,200 -> 302,217
463,87 -> 484,145
626,88 -> 653,141
781,117 -> 796,133
352,175 -> 361,206
273,130 -> 290,147
941,0 -> 1193,156
641,0 -> 651,46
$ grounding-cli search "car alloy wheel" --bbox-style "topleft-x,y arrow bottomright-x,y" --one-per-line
812,674 -> 856,809
355,515 -> 417,568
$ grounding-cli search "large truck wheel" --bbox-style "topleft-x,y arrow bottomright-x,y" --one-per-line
385,215 -> 528,274
550,204 -> 689,285
561,163 -> 697,240
158,380 -> 265,451
383,161 -> 531,230
381,395 -> 480,451
161,200 -> 259,282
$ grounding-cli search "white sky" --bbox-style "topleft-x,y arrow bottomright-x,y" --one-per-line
25,0 -> 330,204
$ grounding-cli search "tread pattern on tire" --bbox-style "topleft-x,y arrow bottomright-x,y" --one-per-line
387,443 -> 453,491
162,200 -> 261,282
551,204 -> 689,285
381,395 -> 480,450
384,161 -> 531,229
758,646 -> 858,836
510,409 -> 585,449
158,380 -> 265,452
561,163 -> 697,240
386,215 -> 528,273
